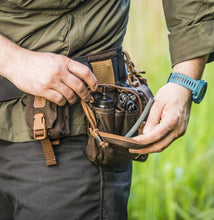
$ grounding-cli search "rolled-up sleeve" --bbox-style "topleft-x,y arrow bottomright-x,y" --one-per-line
162,0 -> 214,66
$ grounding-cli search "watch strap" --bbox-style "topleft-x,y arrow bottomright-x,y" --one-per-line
168,72 -> 207,104
168,73 -> 197,92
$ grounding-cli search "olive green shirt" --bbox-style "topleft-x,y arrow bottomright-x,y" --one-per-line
1,0 -> 214,142
0,0 -> 129,142
162,0 -> 214,66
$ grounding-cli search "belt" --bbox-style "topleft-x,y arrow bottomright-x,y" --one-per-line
0,47 -> 126,101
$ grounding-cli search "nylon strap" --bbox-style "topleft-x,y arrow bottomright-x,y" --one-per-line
40,138 -> 57,166
33,96 -> 57,166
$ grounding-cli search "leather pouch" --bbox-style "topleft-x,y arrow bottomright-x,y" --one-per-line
25,95 -> 70,140
81,84 -> 153,166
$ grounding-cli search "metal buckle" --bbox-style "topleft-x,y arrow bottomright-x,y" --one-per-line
33,113 -> 47,140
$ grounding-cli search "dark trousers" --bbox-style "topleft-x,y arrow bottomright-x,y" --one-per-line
0,135 -> 132,220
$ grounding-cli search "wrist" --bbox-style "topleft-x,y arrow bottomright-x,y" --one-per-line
168,72 -> 207,104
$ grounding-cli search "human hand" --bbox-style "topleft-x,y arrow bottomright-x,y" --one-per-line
129,83 -> 192,154
5,48 -> 98,106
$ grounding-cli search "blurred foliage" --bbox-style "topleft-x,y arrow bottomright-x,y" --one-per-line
124,1 -> 214,219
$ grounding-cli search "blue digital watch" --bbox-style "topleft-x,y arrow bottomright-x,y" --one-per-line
168,73 -> 207,104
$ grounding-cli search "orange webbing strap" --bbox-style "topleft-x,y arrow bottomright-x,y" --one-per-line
40,138 -> 57,166
80,100 -> 97,130
90,59 -> 115,84
33,97 -> 57,166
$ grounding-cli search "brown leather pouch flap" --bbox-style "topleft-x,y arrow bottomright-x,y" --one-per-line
26,95 -> 57,130
25,95 -> 70,140
98,131 -> 145,149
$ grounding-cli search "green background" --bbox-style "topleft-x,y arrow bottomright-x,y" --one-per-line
124,1 -> 214,219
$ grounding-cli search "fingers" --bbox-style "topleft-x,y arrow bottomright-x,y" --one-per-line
44,89 -> 66,106
129,83 -> 192,154
38,85 -> 77,106
130,110 -> 187,154
54,59 -> 98,103
51,82 -> 77,105
61,73 -> 91,102
129,129 -> 180,154
133,115 -> 179,145
9,51 -> 97,105
48,58 -> 98,104
67,60 -> 98,91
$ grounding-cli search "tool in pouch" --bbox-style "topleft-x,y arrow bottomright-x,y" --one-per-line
81,50 -> 154,166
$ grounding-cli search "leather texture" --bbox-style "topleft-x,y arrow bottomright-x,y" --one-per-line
81,84 -> 153,166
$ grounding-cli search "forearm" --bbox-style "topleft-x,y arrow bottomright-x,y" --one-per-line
0,34 -> 25,80
172,55 -> 209,80
0,34 -> 98,106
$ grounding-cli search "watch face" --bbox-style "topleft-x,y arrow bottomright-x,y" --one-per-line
199,83 -> 207,98
194,81 -> 207,103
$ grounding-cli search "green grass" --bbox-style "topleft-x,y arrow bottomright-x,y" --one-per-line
124,1 -> 214,219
